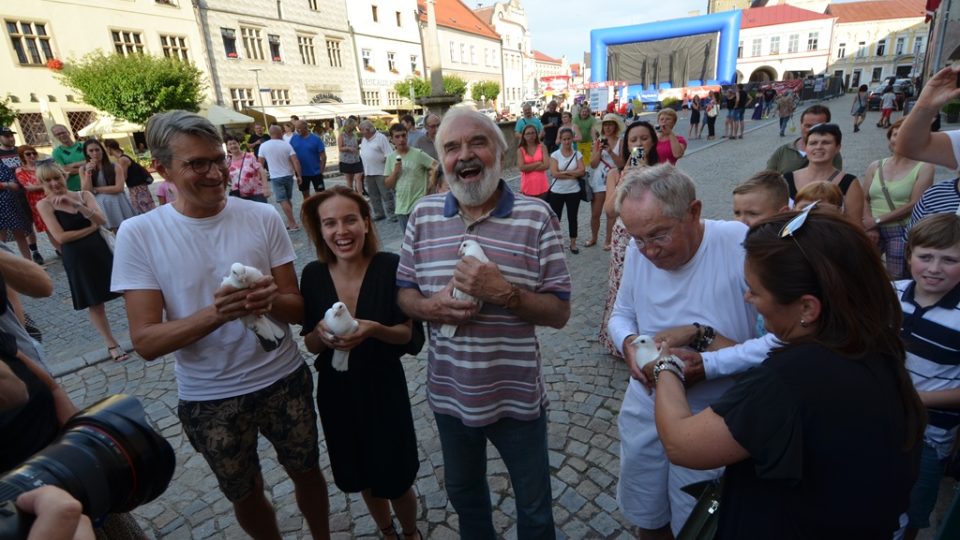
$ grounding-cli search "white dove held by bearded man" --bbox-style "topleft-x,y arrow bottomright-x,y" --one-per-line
439,239 -> 490,338
221,262 -> 286,352
324,302 -> 359,372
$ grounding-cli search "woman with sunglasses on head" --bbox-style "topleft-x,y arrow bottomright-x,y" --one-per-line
79,139 -> 136,233
597,121 -> 659,357
35,161 -> 129,362
782,123 -> 864,223
225,135 -> 270,203
587,114 -> 626,249
655,208 -> 924,539
14,145 -> 59,253
299,186 -> 422,540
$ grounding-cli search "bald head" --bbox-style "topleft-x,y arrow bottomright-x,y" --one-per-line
269,125 -> 283,138
294,120 -> 310,137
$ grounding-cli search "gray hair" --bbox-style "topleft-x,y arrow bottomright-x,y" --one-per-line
358,120 -> 375,131
435,107 -> 507,162
615,163 -> 696,219
424,113 -> 441,126
146,110 -> 221,167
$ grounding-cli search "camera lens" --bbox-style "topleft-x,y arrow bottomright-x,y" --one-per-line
0,395 -> 175,520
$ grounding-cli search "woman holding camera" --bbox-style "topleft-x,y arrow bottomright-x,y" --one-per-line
589,113 -> 625,249
655,209 -> 923,538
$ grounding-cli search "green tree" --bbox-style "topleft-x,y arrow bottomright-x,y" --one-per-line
443,75 -> 467,99
470,81 -> 500,105
60,52 -> 204,124
0,95 -> 15,128
393,75 -> 468,102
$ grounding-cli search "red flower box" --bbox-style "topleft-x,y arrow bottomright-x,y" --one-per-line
46,58 -> 63,71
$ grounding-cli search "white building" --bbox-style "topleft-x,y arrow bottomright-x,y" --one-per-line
347,0 -> 425,113
196,0 -> 360,115
825,0 -> 927,89
736,4 -> 836,82
2,0 -> 212,148
417,0 -> 503,106
473,0 -> 532,113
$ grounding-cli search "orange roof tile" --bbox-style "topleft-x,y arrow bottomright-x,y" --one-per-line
417,0 -> 501,41
741,4 -> 834,29
473,5 -> 495,25
826,0 -> 926,23
533,50 -> 561,63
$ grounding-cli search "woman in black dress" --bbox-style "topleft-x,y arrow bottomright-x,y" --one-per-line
35,162 -> 128,362
300,186 -> 422,540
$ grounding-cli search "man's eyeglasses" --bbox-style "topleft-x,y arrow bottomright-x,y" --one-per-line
634,221 -> 680,250
177,156 -> 228,175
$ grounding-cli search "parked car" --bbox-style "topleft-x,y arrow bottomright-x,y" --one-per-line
867,79 -> 915,111
477,108 -> 498,121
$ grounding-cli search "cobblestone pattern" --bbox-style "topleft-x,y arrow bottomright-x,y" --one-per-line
27,103 -> 958,538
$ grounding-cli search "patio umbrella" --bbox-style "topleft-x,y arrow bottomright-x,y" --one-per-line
199,103 -> 254,126
77,115 -> 143,137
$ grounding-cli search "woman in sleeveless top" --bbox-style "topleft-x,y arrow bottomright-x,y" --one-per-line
35,162 -> 128,361
590,114 -> 625,249
103,138 -> 156,214
226,136 -> 269,203
782,123 -> 864,224
338,119 -> 365,193
79,139 -> 136,232
517,124 -> 549,199
861,119 -> 935,278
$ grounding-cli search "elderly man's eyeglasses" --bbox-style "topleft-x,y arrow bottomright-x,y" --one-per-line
177,156 -> 228,175
633,221 -> 680,250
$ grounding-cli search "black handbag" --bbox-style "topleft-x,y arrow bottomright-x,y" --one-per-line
676,478 -> 723,540
560,153 -> 592,203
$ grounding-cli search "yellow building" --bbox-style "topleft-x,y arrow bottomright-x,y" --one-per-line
2,0 -> 213,149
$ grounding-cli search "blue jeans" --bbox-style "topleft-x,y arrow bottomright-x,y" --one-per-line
779,116 -> 791,135
906,441 -> 949,529
434,411 -> 555,540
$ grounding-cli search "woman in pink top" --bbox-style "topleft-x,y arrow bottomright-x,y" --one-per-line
225,136 -> 270,203
517,124 -> 549,200
655,108 -> 687,165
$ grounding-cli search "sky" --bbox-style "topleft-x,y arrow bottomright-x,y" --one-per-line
496,0 -> 864,65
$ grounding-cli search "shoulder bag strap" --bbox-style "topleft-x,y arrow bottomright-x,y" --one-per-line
875,159 -> 897,213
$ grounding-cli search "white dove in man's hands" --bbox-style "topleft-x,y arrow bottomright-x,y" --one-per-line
324,302 -> 360,371
221,263 -> 286,351
631,334 -> 663,373
439,239 -> 489,338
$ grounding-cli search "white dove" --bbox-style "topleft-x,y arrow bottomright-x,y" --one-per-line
438,239 -> 489,339
324,302 -> 360,372
631,334 -> 663,373
221,262 -> 286,352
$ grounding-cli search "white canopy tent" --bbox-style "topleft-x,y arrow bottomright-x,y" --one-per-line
77,115 -> 143,137
200,103 -> 254,126
242,103 -> 390,123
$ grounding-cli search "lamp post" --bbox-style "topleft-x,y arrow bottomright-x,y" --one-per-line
249,68 -> 268,128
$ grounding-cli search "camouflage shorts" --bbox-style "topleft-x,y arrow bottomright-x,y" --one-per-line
177,364 -> 320,502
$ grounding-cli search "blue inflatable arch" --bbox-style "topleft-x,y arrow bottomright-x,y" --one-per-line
590,11 -> 742,86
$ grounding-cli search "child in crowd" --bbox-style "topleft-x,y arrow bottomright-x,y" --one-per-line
795,181 -> 844,212
897,213 -> 960,540
732,169 -> 789,227
155,181 -> 177,205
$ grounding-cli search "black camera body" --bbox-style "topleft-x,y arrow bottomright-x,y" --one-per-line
0,395 -> 175,540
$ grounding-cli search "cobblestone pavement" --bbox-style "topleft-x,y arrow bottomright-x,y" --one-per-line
25,102 -> 957,538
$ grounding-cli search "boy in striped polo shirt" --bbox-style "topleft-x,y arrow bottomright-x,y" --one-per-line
398,108 -> 571,539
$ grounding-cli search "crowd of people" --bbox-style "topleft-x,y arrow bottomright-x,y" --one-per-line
3,64 -> 960,540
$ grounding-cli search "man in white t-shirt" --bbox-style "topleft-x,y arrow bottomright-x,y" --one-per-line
359,120 -> 396,221
608,164 -> 773,538
110,111 -> 329,539
258,125 -> 302,231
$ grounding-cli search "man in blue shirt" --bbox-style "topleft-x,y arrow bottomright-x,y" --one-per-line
289,120 -> 327,197
514,103 -> 543,143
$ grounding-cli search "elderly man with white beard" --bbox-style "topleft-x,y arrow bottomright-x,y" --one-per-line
397,107 -> 572,540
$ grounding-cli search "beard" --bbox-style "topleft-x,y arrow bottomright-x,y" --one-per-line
444,154 -> 501,207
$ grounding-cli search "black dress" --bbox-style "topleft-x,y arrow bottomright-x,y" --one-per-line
710,343 -> 919,539
783,171 -> 857,201
55,210 -> 120,310
300,252 -> 419,498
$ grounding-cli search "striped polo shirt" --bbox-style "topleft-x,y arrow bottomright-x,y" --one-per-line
906,179 -> 959,238
397,181 -> 571,427
897,280 -> 960,458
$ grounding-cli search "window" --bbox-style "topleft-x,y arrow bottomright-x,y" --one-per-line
833,69 -> 843,79
914,36 -> 926,54
298,35 -> 316,65
270,89 -> 290,105
806,32 -> 818,51
155,0 -> 178,5
459,44 -> 465,63
241,27 -> 264,60
371,5 -> 378,22
387,51 -> 397,72
326,40 -> 342,68
221,28 -> 237,58
5,20 -> 53,66
410,54 -> 418,73
66,111 -> 96,137
856,41 -> 866,58
362,48 -> 372,70
386,90 -> 401,108
769,36 -> 780,55
396,11 -> 402,27
852,69 -> 862,87
362,90 -> 380,106
837,42 -> 846,59
160,34 -> 188,60
788,34 -> 798,53
737,40 -> 743,58
876,39 -> 886,57
269,34 -> 281,62
449,42 -> 456,63
470,45 -> 476,64
17,113 -> 49,145
871,67 -> 883,81
895,37 -> 905,55
229,88 -> 254,111
112,30 -> 144,56
308,0 -> 318,10
751,38 -> 761,57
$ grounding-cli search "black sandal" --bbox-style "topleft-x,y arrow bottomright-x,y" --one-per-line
402,529 -> 423,540
380,522 -> 400,540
